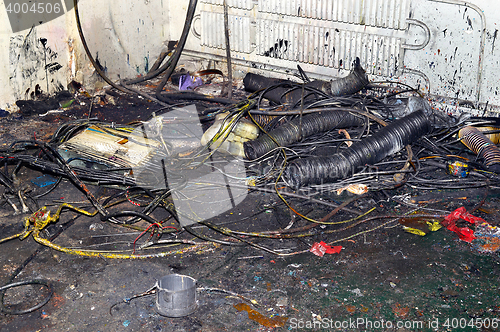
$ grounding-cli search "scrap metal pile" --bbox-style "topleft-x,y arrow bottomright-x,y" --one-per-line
1,1 -> 499,260
2,58 -> 500,260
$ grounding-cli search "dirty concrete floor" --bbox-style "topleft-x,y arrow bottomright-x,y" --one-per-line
0,92 -> 500,332
1,186 -> 500,332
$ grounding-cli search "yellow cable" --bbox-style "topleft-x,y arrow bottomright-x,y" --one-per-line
0,232 -> 25,244
0,203 -> 211,259
33,235 -> 206,259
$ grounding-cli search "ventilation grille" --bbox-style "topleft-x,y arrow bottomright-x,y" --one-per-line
199,0 -> 410,77
257,20 -> 402,76
201,11 -> 254,53
257,0 -> 410,30
200,0 -> 255,10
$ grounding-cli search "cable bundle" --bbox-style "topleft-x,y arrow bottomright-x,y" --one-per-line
244,111 -> 365,160
283,109 -> 432,188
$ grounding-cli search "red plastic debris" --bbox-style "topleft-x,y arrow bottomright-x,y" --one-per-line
446,223 -> 476,242
443,207 -> 486,225
442,207 -> 486,243
310,241 -> 342,257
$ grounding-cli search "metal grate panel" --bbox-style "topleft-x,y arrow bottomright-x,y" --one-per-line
201,11 -> 254,54
257,19 -> 402,76
257,0 -> 410,30
200,0 -> 255,10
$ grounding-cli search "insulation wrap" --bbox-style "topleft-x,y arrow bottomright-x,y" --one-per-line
243,62 -> 369,105
283,109 -> 432,188
244,111 -> 365,160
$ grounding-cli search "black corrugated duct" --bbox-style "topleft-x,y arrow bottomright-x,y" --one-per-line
244,111 -> 365,160
283,109 -> 432,188
243,74 -> 330,105
243,60 -> 369,105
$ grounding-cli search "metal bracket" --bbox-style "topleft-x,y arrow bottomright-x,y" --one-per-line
402,18 -> 431,50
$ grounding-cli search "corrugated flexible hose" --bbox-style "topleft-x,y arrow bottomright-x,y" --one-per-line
282,109 -> 433,188
458,126 -> 500,173
244,111 -> 366,160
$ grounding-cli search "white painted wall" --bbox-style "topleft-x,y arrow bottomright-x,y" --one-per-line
0,0 -> 499,114
0,0 -> 170,111
182,0 -> 500,113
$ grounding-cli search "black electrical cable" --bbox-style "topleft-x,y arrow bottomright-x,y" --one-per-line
283,109 -> 433,188
155,91 -> 235,105
101,189 -> 132,208
32,176 -> 62,199
297,65 -> 311,83
184,225 -> 244,246
73,0 -> 130,94
244,111 -> 365,160
11,160 -> 23,180
40,143 -> 109,217
143,21 -> 239,104
102,210 -> 161,224
74,1 -> 170,107
223,0 -> 233,99
0,169 -> 15,193
102,188 -> 180,226
6,154 -> 136,187
0,280 -> 53,315
121,41 -> 177,85
0,214 -> 80,314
